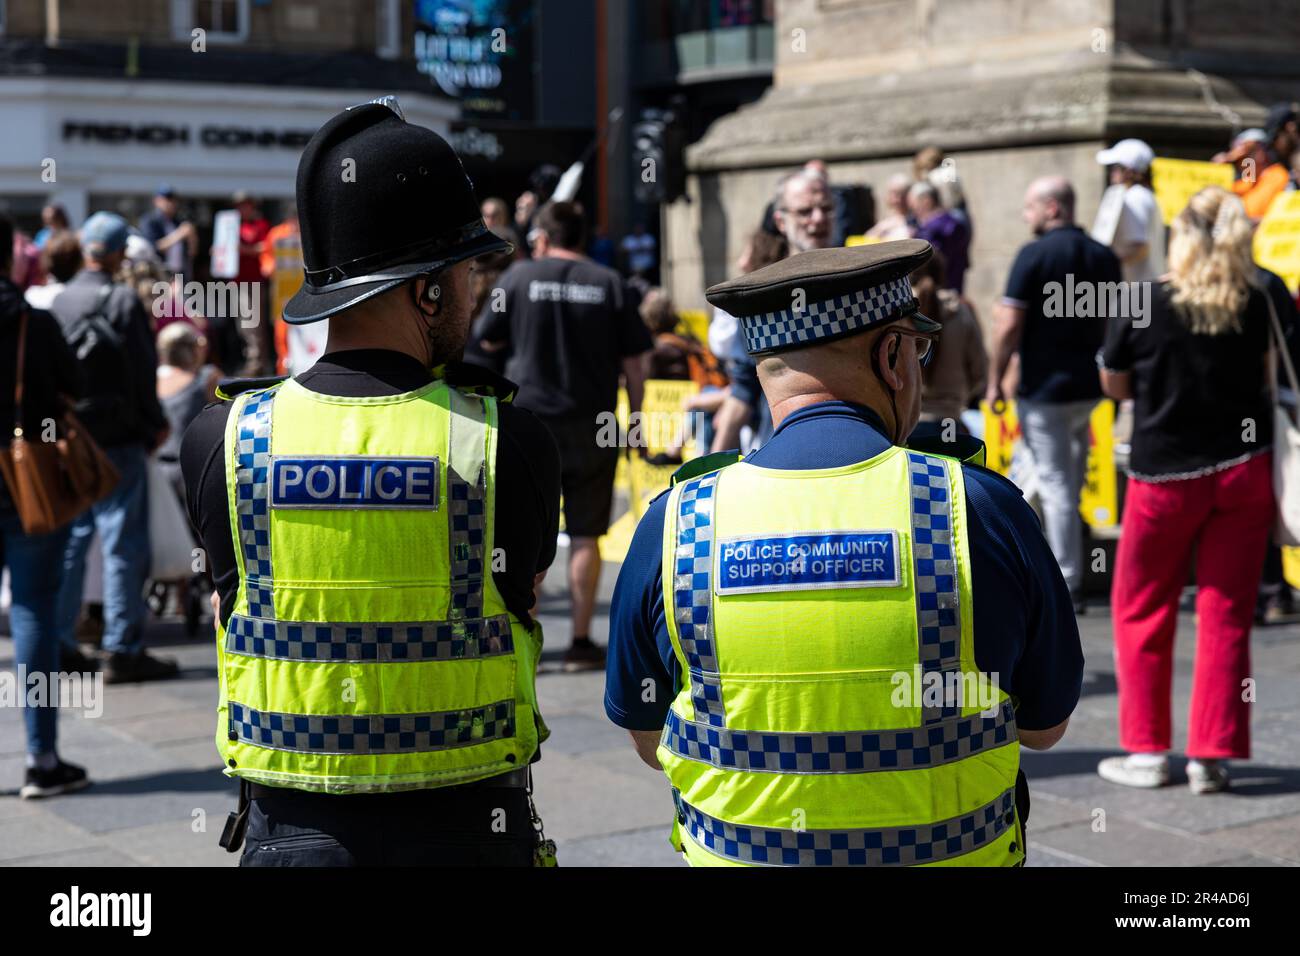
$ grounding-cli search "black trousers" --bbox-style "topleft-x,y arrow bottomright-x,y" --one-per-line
240,784 -> 539,867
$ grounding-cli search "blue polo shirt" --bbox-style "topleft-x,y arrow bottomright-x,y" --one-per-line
604,401 -> 1083,733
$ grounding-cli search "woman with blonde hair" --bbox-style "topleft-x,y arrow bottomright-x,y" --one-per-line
1097,187 -> 1275,794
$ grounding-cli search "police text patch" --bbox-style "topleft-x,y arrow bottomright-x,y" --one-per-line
716,530 -> 901,593
270,456 -> 440,510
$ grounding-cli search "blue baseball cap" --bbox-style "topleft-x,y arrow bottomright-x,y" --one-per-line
80,212 -> 130,255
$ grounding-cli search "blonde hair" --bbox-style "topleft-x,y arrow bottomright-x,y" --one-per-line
1166,187 -> 1254,335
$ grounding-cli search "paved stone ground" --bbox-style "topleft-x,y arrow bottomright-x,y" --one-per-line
2,555 -> 1298,867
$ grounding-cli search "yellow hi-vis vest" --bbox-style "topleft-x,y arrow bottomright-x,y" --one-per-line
215,377 -> 546,794
658,446 -> 1022,866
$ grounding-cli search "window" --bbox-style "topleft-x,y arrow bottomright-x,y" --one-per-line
172,0 -> 250,43
376,0 -> 401,59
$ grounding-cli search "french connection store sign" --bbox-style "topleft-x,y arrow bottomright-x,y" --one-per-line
716,531 -> 901,593
271,457 -> 440,510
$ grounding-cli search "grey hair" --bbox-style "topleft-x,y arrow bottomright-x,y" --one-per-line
907,180 -> 940,205
774,169 -> 828,211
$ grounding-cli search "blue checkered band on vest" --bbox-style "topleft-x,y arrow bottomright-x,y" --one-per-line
672,472 -> 726,727
228,700 -> 515,755
224,612 -> 514,663
740,275 -> 915,354
675,787 -> 1016,866
907,452 -> 963,724
662,699 -> 1016,774
235,387 -> 280,620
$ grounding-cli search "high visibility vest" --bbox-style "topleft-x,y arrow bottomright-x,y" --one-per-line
216,376 -> 545,793
658,445 -> 1022,866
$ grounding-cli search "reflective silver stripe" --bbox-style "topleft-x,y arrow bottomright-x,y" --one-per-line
228,700 -> 515,754
234,387 -> 279,619
672,472 -> 726,726
677,787 -> 1017,866
447,390 -> 490,622
224,613 -> 514,662
663,699 -> 1016,774
907,452 -> 963,723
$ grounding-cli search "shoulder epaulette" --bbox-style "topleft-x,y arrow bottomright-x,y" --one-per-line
441,361 -> 519,404
905,433 -> 986,468
215,375 -> 288,401
670,450 -> 742,487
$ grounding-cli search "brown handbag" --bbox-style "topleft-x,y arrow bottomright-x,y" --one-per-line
0,309 -> 120,534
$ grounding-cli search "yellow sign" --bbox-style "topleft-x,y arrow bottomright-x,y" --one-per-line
844,235 -> 881,247
1284,547 -> 1300,590
980,399 -> 1118,529
1253,190 -> 1300,294
1080,400 -> 1118,527
677,309 -> 711,346
601,381 -> 701,561
980,400 -> 1021,477
1150,157 -> 1236,225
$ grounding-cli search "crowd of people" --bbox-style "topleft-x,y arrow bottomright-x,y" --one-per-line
2,96 -> 1300,803
0,185 -> 299,795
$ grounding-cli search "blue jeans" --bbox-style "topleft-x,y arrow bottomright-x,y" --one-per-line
56,444 -> 151,656
1,511 -> 70,754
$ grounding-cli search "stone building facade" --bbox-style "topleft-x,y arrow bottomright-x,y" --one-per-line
663,0 -> 1300,330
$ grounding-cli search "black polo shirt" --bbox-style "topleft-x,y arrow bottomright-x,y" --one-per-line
1003,224 -> 1122,403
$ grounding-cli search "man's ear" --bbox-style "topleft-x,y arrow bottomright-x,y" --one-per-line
412,276 -> 441,318
874,332 -> 904,391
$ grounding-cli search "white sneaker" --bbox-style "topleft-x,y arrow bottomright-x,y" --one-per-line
1097,754 -> 1171,788
1187,759 -> 1229,794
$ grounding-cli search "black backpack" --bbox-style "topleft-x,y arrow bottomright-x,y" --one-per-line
57,284 -> 131,425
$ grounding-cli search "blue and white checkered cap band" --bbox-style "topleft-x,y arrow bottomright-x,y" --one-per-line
741,275 -> 916,354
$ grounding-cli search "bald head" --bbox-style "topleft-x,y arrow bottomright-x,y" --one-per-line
1022,175 -> 1075,235
757,320 -> 925,444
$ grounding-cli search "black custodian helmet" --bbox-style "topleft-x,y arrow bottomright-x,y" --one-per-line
282,98 -> 511,324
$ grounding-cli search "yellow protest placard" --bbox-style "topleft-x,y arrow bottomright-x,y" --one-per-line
677,309 -> 710,346
980,400 -> 1021,477
1080,400 -> 1118,528
1150,157 -> 1236,225
1253,190 -> 1300,293
1284,547 -> 1300,590
980,399 -> 1117,529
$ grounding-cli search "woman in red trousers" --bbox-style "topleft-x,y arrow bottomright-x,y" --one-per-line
1097,186 -> 1276,794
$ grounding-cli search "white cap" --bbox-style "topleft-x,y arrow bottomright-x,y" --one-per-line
1232,128 -> 1268,148
1095,138 -> 1155,172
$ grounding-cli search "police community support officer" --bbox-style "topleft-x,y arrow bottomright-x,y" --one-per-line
605,239 -> 1085,867
180,100 -> 562,866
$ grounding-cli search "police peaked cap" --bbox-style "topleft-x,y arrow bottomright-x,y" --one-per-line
706,239 -> 942,355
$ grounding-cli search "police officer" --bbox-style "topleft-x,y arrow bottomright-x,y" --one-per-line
605,240 -> 1084,866
181,99 -> 561,866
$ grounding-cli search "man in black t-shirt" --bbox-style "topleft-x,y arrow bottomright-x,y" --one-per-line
987,177 -> 1122,612
474,202 -> 653,671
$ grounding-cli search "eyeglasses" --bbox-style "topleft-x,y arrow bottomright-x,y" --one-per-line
782,203 -> 835,220
892,329 -> 936,367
